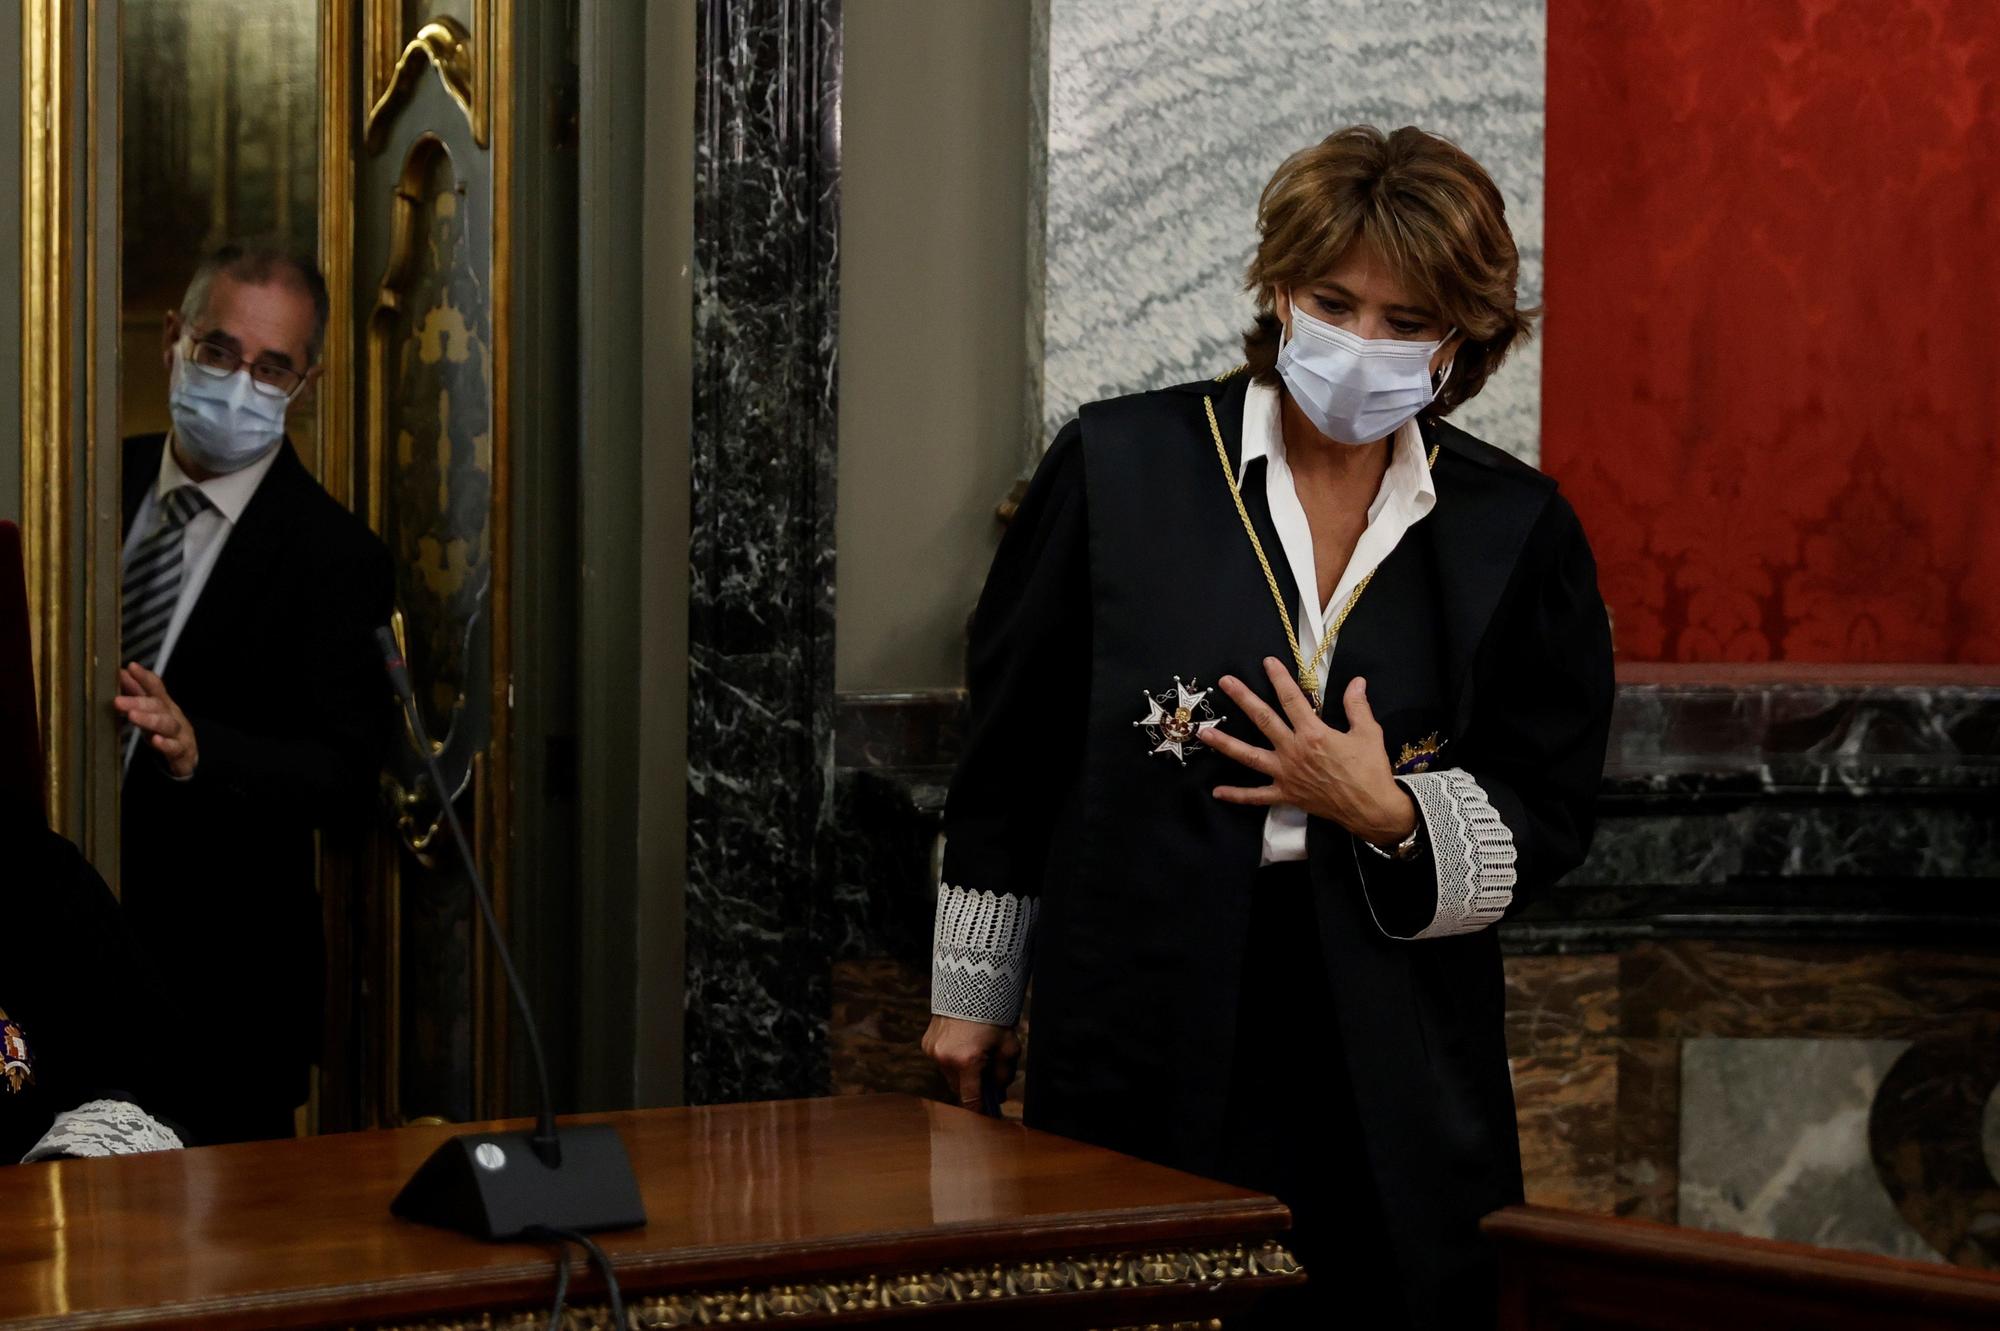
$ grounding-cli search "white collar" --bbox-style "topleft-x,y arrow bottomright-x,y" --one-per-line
1238,379 -> 1436,521
155,433 -> 283,526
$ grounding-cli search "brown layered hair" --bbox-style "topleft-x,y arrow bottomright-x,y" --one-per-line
1243,125 -> 1536,417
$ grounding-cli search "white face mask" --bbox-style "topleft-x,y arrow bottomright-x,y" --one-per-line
1275,301 -> 1451,445
168,347 -> 289,475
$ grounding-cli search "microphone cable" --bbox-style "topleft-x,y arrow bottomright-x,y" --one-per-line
541,1235 -> 571,1331
531,1225 -> 626,1329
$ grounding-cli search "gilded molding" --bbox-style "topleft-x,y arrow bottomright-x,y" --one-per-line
80,0 -> 117,877
364,5 -> 491,151
481,0 -> 515,1124
318,0 -> 356,506
20,0 -> 74,830
360,1242 -> 1300,1329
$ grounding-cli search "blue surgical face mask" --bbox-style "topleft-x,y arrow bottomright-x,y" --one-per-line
168,345 -> 289,475
1275,301 -> 1452,445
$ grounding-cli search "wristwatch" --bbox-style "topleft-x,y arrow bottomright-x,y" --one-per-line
1363,809 -> 1424,862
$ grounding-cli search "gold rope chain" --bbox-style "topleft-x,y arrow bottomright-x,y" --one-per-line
1202,393 -> 1438,711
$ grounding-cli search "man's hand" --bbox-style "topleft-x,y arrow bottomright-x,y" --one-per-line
115,663 -> 200,780
1206,659 -> 1417,846
922,1014 -> 1022,1114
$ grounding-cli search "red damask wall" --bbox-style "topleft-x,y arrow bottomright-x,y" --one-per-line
1542,0 -> 2000,663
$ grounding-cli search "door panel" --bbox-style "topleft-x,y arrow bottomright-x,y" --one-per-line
325,0 -> 515,1128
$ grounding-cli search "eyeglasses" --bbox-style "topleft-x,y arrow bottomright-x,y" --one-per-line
184,334 -> 306,399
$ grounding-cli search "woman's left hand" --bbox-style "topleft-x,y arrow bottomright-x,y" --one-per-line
1207,658 -> 1417,846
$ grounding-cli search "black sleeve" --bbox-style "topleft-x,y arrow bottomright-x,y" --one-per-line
939,421 -> 1091,902
1354,492 -> 1614,938
930,424 -> 1091,1025
191,535 -> 396,826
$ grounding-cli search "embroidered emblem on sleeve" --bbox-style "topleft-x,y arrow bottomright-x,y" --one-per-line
1393,732 -> 1445,775
21,1098 -> 184,1163
930,882 -> 1040,1026
1391,769 -> 1517,939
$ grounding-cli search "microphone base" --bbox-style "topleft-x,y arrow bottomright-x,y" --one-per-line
390,1123 -> 647,1241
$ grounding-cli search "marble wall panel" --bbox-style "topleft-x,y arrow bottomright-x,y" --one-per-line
1503,953 -> 1618,1060
1614,1037 -> 1681,1223
829,957 -> 1027,1119
1870,1036 -> 2000,1269
1036,0 -> 1547,461
1604,677 -> 2000,788
833,691 -> 966,770
1505,953 -> 1620,1212
686,0 -> 843,1105
1513,1052 -> 1618,1213
1680,1038 -> 1943,1262
1569,803 -> 2000,895
828,957 -> 937,1101
1621,943 -> 2000,1044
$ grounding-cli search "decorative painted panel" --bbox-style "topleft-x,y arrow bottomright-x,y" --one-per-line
372,138 -> 492,783
347,14 -> 511,1125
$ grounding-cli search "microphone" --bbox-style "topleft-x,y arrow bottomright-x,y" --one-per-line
375,626 -> 645,1241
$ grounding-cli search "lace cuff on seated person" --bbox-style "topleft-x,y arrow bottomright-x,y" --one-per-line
930,882 -> 1039,1027
22,1098 -> 184,1163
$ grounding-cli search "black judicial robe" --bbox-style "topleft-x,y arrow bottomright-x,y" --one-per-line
0,799 -> 171,1163
940,370 -> 1614,1326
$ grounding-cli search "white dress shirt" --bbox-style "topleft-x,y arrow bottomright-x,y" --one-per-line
120,436 -> 282,771
1235,379 -> 1436,865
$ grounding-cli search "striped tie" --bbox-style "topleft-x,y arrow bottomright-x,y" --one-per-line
121,485 -> 210,673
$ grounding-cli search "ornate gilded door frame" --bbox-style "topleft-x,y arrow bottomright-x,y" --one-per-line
316,0 -> 515,1128
19,0 -> 121,871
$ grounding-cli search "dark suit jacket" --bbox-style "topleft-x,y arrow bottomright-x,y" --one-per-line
941,371 -> 1614,1330
119,434 -> 393,1119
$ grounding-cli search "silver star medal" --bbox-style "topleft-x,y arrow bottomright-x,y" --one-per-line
1134,676 -> 1224,764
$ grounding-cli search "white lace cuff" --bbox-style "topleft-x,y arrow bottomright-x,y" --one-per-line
1361,769 -> 1517,940
22,1098 -> 184,1163
930,882 -> 1039,1026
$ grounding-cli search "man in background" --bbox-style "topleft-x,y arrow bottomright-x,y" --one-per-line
117,242 -> 393,1145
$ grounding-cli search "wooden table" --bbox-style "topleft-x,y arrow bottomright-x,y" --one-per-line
0,1094 -> 1302,1329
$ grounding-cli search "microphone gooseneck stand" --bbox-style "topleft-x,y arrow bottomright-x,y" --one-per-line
376,627 -> 646,1246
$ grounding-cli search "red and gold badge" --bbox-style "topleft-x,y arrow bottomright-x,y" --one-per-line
0,1008 -> 33,1094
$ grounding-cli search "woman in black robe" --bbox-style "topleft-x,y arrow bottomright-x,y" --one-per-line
923,125 -> 1614,1329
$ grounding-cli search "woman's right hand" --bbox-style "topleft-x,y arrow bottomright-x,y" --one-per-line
922,1015 -> 1021,1114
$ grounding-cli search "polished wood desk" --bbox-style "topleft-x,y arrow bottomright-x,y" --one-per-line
1486,1206 -> 2000,1330
0,1094 -> 1301,1329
